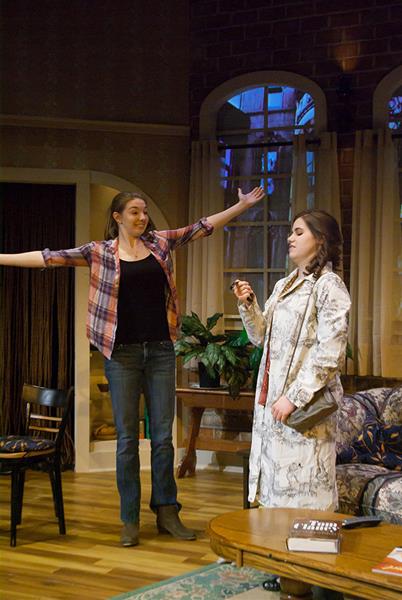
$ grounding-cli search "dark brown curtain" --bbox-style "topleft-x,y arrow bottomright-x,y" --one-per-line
0,183 -> 75,466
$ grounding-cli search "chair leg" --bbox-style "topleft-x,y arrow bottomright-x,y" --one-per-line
48,469 -> 58,519
51,462 -> 66,535
10,469 -> 21,547
17,470 -> 26,525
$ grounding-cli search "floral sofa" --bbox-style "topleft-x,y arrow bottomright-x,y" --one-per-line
336,386 -> 402,524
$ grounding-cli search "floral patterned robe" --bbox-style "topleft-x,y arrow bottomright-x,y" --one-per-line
239,265 -> 351,509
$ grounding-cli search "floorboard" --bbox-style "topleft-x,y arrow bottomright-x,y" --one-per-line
0,468 -> 244,599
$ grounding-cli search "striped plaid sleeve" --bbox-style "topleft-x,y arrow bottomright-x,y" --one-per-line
153,218 -> 213,251
42,243 -> 94,267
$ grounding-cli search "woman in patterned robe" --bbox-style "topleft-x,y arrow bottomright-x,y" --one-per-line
232,209 -> 351,510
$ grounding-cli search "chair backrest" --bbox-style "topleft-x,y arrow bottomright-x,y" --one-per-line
22,385 -> 74,450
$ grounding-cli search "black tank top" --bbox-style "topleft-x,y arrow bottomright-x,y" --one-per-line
114,254 -> 170,344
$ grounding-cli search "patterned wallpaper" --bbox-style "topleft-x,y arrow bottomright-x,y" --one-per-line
1,0 -> 189,125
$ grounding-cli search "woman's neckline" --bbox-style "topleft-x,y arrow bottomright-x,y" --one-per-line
120,254 -> 152,263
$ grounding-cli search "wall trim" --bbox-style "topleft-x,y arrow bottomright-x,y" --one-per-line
0,113 -> 190,137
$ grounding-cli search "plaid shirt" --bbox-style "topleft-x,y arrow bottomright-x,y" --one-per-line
42,218 -> 213,358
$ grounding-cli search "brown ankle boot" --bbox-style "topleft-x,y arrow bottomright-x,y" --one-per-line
121,522 -> 139,547
156,505 -> 196,540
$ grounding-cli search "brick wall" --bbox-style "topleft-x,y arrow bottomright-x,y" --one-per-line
190,0 -> 402,284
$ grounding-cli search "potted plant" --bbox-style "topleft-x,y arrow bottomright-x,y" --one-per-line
174,311 -> 262,399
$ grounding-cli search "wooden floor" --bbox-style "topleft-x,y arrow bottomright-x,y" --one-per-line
0,468 -> 245,599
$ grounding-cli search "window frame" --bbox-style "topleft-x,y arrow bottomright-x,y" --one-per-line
199,72 -> 327,328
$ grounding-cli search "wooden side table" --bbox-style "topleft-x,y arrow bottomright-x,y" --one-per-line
176,386 -> 254,478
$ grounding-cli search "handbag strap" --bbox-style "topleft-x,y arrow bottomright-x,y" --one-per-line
279,279 -> 316,397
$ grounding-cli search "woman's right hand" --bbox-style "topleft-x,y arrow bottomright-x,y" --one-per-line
230,279 -> 255,304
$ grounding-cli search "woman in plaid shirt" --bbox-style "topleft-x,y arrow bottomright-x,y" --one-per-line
0,186 -> 265,547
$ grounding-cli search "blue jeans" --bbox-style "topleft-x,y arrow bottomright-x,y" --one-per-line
104,341 -> 178,524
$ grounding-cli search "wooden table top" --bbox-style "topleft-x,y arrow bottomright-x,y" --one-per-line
208,508 -> 402,600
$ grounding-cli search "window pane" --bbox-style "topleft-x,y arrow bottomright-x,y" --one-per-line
218,87 -> 265,131
295,93 -> 315,131
224,272 -> 264,312
224,226 -> 264,268
229,87 -> 265,113
268,179 -> 291,220
267,225 -> 289,268
222,147 -> 265,178
275,145 -> 293,174
223,179 -> 265,221
269,272 -> 286,296
388,87 -> 402,132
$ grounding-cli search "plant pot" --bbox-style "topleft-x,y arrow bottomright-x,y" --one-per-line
198,362 -> 220,388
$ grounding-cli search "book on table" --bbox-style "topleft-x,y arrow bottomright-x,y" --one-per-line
286,518 -> 342,553
372,547 -> 402,577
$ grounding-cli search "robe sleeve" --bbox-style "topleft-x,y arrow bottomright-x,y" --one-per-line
285,273 -> 351,408
238,279 -> 282,348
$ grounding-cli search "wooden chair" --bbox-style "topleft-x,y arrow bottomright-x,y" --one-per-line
0,384 -> 74,546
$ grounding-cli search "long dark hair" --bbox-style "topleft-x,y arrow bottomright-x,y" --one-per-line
104,191 -> 155,240
292,209 -> 343,277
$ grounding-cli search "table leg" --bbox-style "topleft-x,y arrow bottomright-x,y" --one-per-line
176,407 -> 204,478
280,577 -> 313,600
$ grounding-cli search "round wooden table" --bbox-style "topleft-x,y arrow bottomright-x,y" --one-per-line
208,507 -> 402,600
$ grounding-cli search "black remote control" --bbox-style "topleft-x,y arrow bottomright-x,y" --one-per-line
341,516 -> 383,529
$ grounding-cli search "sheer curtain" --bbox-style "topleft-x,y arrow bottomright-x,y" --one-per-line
290,134 -> 308,216
315,132 -> 341,224
349,129 -> 402,377
291,132 -> 341,220
185,141 -> 224,328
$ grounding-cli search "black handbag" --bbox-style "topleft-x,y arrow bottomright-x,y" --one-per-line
282,282 -> 338,434
285,386 -> 338,433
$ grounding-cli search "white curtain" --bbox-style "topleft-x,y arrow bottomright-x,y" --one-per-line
349,129 -> 402,377
315,132 -> 341,225
185,140 -> 225,328
290,134 -> 308,217
291,132 -> 341,222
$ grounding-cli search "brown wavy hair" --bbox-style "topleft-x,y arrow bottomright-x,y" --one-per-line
292,209 -> 343,278
104,191 -> 155,240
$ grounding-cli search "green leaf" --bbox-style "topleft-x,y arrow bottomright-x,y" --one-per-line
181,313 -> 209,340
221,345 -> 238,366
182,349 -> 203,364
249,347 -> 263,370
173,340 -> 193,355
227,328 -> 249,347
206,312 -> 223,331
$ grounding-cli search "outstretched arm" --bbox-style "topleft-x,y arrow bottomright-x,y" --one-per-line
191,186 -> 265,240
0,251 -> 45,268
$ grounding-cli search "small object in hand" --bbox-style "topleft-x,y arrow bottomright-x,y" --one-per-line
230,280 -> 254,303
341,516 -> 383,529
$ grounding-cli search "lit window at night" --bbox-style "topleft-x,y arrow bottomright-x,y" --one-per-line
216,85 -> 316,318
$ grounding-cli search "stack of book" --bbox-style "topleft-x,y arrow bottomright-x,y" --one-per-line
286,518 -> 342,554
372,547 -> 402,577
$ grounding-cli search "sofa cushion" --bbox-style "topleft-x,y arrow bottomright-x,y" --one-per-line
336,387 -> 394,452
381,385 -> 402,425
337,417 -> 402,471
336,463 -> 402,524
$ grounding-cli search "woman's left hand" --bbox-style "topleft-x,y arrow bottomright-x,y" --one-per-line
238,186 -> 265,207
271,395 -> 296,423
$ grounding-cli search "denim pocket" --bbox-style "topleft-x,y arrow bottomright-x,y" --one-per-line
158,340 -> 174,349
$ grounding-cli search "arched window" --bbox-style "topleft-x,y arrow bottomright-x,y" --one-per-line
373,66 -> 402,220
199,72 -> 327,324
